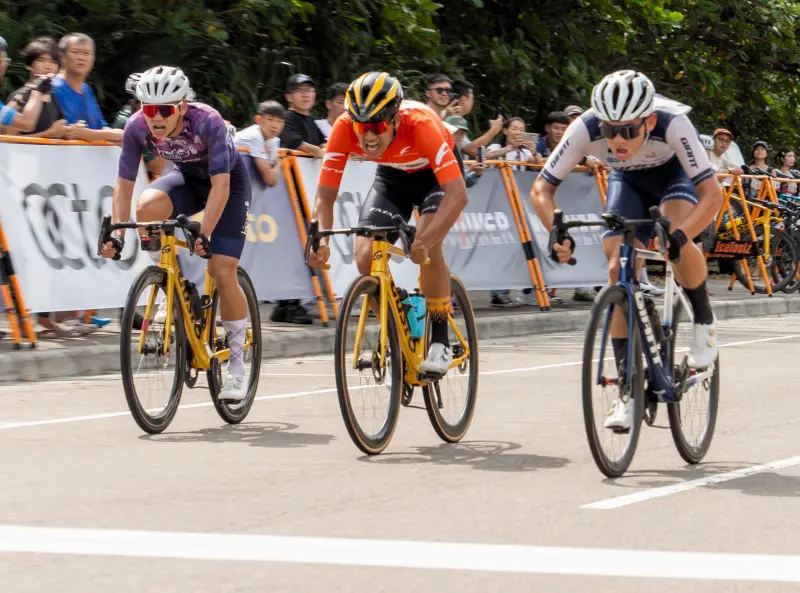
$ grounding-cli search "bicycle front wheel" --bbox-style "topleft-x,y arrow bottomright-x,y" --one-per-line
582,285 -> 644,478
422,274 -> 479,443
208,266 -> 263,424
666,296 -> 720,464
120,265 -> 186,434
335,275 -> 403,455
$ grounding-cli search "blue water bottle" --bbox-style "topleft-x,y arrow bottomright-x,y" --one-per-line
408,290 -> 426,340
399,289 -> 419,339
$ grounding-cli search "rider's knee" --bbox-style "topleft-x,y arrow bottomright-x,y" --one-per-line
207,257 -> 236,284
607,257 -> 621,284
136,189 -> 170,221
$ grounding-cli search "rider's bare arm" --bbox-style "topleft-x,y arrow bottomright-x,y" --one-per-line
311,184 -> 339,248
111,178 -> 135,239
531,177 -> 559,232
677,176 -> 723,241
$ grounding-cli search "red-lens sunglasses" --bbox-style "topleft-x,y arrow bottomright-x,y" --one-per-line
142,103 -> 180,118
352,120 -> 391,135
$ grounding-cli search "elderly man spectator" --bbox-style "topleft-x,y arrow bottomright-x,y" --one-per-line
280,73 -> 325,159
50,33 -> 122,143
2,36 -> 66,138
235,100 -> 285,187
315,82 -> 347,140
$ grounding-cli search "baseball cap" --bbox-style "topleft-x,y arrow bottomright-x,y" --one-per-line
444,116 -> 470,132
564,105 -> 584,117
753,139 -> 770,151
713,128 -> 734,139
286,73 -> 315,92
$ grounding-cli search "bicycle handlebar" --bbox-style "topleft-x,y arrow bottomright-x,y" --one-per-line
96,214 -> 207,259
304,215 -> 418,264
551,206 -> 671,264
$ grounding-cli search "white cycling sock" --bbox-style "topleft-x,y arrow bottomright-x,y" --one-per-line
222,318 -> 247,377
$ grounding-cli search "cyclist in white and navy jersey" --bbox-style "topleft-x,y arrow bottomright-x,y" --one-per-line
531,70 -> 723,431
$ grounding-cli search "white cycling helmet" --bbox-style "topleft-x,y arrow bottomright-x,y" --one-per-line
699,134 -> 714,150
591,70 -> 656,122
135,66 -> 191,104
125,72 -> 142,97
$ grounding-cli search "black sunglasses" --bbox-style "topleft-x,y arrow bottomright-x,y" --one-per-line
599,120 -> 646,141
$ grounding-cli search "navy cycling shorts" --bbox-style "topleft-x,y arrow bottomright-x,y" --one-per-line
603,156 -> 698,245
149,155 -> 251,259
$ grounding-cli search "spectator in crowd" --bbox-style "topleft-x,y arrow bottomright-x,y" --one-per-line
444,116 -> 487,188
486,117 -> 540,170
276,72 -> 322,324
708,128 -> 744,177
2,36 -> 66,138
773,148 -> 799,198
280,73 -> 325,159
746,140 -> 772,198
564,105 -> 584,121
448,79 -> 504,158
51,33 -> 122,143
424,73 -> 458,118
235,100 -> 285,187
315,82 -> 347,140
535,111 -> 571,158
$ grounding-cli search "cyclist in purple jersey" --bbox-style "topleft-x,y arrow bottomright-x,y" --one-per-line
100,66 -> 252,402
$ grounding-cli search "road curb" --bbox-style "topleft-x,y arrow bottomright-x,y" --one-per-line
3,295 -> 799,384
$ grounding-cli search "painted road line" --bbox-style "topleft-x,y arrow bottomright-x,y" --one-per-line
582,456 -> 800,510
0,524 -> 799,582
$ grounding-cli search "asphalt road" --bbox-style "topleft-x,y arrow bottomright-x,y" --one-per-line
2,315 -> 800,591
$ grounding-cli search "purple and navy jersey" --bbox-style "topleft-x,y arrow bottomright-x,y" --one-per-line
118,103 -> 239,181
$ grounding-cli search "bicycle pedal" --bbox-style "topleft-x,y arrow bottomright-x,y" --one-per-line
418,371 -> 444,383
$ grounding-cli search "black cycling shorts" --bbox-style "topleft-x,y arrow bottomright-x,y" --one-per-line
149,155 -> 251,259
357,148 -> 464,242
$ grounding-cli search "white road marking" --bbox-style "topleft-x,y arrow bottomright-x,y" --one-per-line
583,456 -> 800,510
0,524 -> 799,582
1,332 -> 798,432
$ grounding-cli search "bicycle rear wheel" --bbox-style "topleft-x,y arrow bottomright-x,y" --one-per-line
208,266 -> 263,424
334,275 -> 402,455
422,274 -> 479,443
734,226 -> 798,293
666,297 -> 720,464
582,285 -> 644,478
120,265 -> 186,434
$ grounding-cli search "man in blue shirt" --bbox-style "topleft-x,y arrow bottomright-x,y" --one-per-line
51,33 -> 122,143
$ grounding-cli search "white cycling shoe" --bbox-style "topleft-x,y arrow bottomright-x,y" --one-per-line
604,397 -> 633,432
419,342 -> 452,376
219,373 -> 247,402
688,317 -> 718,369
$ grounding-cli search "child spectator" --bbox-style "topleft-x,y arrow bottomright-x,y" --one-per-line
235,100 -> 285,187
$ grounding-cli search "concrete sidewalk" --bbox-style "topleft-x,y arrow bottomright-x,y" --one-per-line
0,278 -> 796,383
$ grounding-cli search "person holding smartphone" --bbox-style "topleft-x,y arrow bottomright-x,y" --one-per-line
486,117 -> 540,170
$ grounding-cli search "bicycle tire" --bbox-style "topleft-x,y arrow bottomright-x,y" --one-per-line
734,226 -> 798,293
422,274 -> 479,443
780,228 -> 800,293
335,275 -> 402,455
582,285 -> 644,478
207,266 -> 263,424
667,300 -> 720,464
120,265 -> 185,435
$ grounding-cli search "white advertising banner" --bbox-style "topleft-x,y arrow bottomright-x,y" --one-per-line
0,142 -> 152,312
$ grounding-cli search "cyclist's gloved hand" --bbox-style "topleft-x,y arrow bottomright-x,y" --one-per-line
666,229 -> 688,263
193,233 -> 212,260
549,225 -> 576,265
100,234 -> 124,261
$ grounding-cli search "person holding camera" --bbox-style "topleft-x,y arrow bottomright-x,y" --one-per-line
486,117 -> 541,170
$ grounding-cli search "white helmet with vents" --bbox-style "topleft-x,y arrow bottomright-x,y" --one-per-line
591,70 -> 656,122
699,134 -> 714,150
135,66 -> 191,104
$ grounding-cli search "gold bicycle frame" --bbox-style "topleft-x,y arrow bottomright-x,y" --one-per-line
351,237 -> 470,388
135,229 -> 252,369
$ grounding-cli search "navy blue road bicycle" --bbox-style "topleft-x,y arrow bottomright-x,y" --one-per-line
551,206 -> 720,478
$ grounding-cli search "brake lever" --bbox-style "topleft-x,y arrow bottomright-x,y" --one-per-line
648,205 -> 670,256
305,219 -> 320,263
551,210 -> 576,266
97,215 -> 112,257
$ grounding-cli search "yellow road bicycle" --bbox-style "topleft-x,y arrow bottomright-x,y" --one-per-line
305,216 -> 479,454
98,214 -> 262,434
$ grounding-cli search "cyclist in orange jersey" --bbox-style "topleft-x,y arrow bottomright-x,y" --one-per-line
308,71 -> 468,375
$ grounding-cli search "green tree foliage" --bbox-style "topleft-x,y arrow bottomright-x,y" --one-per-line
2,0 -> 800,156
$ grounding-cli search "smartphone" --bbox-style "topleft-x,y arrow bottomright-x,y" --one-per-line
477,146 -> 485,163
449,92 -> 461,103
519,132 -> 539,145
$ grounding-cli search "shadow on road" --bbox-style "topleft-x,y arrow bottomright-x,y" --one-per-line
139,422 -> 335,449
358,440 -> 571,473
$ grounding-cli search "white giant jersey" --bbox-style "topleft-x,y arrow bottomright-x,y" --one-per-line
541,97 -> 715,187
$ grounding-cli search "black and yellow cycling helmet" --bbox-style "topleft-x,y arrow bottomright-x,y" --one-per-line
345,72 -> 403,122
